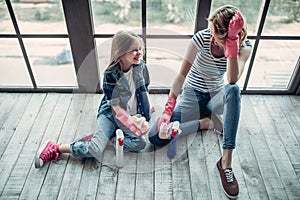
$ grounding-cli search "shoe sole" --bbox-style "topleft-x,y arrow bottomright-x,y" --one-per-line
222,188 -> 238,199
220,184 -> 238,199
34,141 -> 51,168
34,149 -> 43,168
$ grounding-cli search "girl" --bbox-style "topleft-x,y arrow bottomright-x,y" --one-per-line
35,30 -> 151,168
148,5 -> 252,199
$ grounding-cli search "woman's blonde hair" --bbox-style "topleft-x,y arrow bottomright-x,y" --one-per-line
208,5 -> 247,45
108,30 -> 144,68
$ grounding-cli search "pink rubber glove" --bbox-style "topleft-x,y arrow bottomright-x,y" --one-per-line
157,97 -> 176,131
115,108 -> 150,136
225,12 -> 244,58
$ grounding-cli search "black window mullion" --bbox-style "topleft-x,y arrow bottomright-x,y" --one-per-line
5,0 -> 37,89
242,0 -> 271,92
142,0 -> 147,61
194,0 -> 212,33
288,57 -> 300,95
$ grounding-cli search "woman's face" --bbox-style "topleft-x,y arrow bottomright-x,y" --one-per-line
209,23 -> 226,50
120,41 -> 143,71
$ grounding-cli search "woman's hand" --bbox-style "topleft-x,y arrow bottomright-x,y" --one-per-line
225,12 -> 244,58
157,97 -> 176,131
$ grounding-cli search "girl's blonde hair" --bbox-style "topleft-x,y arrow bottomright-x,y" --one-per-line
108,30 -> 144,68
208,5 -> 247,45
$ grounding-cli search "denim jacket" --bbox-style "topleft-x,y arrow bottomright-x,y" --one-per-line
98,60 -> 151,121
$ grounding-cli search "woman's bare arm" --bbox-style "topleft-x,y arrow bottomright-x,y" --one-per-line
226,45 -> 252,84
169,41 -> 198,98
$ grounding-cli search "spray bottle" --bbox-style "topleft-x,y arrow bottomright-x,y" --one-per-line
167,121 -> 181,159
116,129 -> 124,168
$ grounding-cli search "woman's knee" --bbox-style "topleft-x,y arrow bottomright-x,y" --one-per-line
225,84 -> 241,99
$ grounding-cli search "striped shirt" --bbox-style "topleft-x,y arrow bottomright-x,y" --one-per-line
185,28 -> 251,93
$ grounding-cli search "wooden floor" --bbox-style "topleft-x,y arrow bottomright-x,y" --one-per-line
0,93 -> 300,200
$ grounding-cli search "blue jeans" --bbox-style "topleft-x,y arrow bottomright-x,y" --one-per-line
149,84 -> 241,149
70,114 -> 146,159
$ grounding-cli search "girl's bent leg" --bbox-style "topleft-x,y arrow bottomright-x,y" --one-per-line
70,141 -> 93,157
70,114 -> 117,160
59,144 -> 71,153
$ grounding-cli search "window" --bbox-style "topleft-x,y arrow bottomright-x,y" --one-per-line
0,0 -> 77,89
23,38 -> 77,87
0,38 -> 32,87
248,40 -> 300,89
147,0 -> 197,35
91,0 -> 142,34
147,38 -> 190,88
263,0 -> 300,36
210,0 -> 261,35
11,0 -> 67,34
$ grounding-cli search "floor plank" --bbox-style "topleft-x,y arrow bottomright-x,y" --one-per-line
248,95 -> 288,199
153,94 -> 173,200
237,96 -> 269,199
263,95 -> 300,199
0,93 -> 44,198
76,94 -> 102,200
57,93 -> 97,200
188,133 -> 212,200
171,137 -> 192,200
135,148 -> 155,200
37,94 -> 73,200
0,93 -> 19,130
115,153 -> 137,200
19,94 -> 60,200
0,93 -> 31,160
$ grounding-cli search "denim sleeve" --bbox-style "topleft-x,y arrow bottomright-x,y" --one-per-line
102,70 -> 115,101
143,62 -> 150,89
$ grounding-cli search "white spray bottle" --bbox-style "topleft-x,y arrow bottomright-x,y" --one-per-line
116,129 -> 125,168
167,121 -> 181,159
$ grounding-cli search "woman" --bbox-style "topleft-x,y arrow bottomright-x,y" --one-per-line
149,5 -> 252,198
35,30 -> 151,168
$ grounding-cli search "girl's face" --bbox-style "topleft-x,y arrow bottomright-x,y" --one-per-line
120,41 -> 143,72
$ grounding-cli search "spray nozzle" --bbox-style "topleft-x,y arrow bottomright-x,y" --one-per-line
171,121 -> 180,138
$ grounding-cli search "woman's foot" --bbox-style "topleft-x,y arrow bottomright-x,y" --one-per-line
216,157 -> 239,198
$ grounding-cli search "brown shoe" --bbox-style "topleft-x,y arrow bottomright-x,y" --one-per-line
216,157 -> 239,198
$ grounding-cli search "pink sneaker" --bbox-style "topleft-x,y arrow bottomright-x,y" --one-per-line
35,141 -> 60,168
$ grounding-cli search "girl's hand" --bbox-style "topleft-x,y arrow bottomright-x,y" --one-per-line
115,108 -> 150,136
